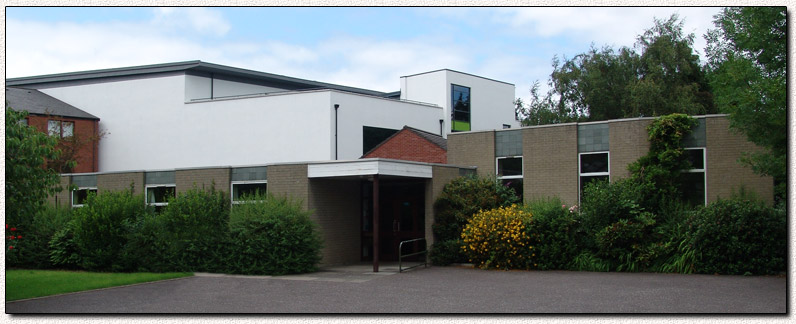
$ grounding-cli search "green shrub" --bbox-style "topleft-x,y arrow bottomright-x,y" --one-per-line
154,186 -> 231,273
49,221 -> 82,269
686,198 -> 786,275
594,212 -> 658,272
579,178 -> 645,241
522,198 -> 580,270
228,193 -> 322,275
7,205 -> 73,269
461,205 -> 533,270
431,175 -> 520,265
71,190 -> 151,271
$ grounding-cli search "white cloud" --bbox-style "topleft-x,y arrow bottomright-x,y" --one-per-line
151,7 -> 231,36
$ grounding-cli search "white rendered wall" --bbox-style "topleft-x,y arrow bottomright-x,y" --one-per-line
446,70 -> 519,131
401,70 -> 519,134
38,74 -> 333,172
331,91 -> 444,160
184,74 -> 289,101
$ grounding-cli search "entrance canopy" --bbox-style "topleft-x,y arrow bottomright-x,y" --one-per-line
307,158 -> 433,179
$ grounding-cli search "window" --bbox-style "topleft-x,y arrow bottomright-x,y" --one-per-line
71,188 -> 97,207
451,84 -> 471,132
579,152 -> 609,201
231,181 -> 267,204
681,148 -> 706,206
497,156 -> 523,198
48,120 -> 74,138
146,185 -> 175,211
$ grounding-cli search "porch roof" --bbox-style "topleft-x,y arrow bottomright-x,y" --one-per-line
307,159 -> 435,179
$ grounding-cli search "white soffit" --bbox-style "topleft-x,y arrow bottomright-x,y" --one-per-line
307,160 -> 433,179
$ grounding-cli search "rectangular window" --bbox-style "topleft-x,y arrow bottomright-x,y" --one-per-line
681,148 -> 706,206
146,185 -> 175,209
71,188 -> 97,208
497,156 -> 523,199
579,152 -> 610,202
451,84 -> 471,132
231,181 -> 267,204
47,120 -> 75,138
62,121 -> 74,137
48,120 -> 61,136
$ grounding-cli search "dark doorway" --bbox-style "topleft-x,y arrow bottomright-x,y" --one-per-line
361,180 -> 425,262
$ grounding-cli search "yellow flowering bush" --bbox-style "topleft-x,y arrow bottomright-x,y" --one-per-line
461,205 -> 534,270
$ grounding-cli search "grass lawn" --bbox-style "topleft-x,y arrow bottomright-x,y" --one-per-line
6,269 -> 193,301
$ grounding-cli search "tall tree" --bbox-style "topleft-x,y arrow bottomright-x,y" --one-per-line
517,14 -> 715,125
705,7 -> 786,202
5,107 -> 64,225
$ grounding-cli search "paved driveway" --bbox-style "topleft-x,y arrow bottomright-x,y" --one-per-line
5,265 -> 786,313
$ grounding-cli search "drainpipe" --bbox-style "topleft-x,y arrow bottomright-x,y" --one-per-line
334,104 -> 340,160
210,73 -> 215,99
439,119 -> 444,136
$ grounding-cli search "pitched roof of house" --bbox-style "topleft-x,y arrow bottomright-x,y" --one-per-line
5,87 -> 100,120
362,125 -> 447,158
6,60 -> 396,98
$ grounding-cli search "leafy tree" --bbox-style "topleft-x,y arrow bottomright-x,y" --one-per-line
5,107 -> 63,226
517,14 -> 715,125
705,7 -> 786,202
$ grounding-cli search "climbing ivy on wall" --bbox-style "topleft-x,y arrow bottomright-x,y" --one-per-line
628,113 -> 698,210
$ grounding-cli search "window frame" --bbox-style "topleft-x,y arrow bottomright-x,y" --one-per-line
578,151 -> 610,203
450,84 -> 471,132
47,119 -> 75,138
230,180 -> 268,204
682,147 -> 707,206
496,156 -> 524,199
145,184 -> 176,207
71,187 -> 98,208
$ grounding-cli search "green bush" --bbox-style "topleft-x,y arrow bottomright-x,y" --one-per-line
522,198 -> 580,270
228,193 -> 322,275
154,186 -> 231,273
686,198 -> 786,275
7,205 -> 73,269
579,179 -> 645,241
71,189 -> 151,271
431,175 -> 520,265
48,221 -> 81,269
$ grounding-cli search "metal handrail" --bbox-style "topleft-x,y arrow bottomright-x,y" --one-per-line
398,238 -> 427,273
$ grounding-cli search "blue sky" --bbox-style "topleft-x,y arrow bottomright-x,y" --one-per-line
6,6 -> 724,102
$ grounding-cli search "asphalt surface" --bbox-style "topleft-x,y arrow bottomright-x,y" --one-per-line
5,265 -> 786,313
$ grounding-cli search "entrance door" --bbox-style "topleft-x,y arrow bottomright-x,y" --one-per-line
378,192 -> 424,261
361,181 -> 425,262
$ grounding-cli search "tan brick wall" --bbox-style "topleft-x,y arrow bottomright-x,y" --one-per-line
97,172 -> 144,195
427,166 -> 463,247
48,175 -> 73,207
522,124 -> 579,205
447,131 -> 495,177
266,164 -> 310,210
307,179 -> 361,266
705,116 -> 774,204
176,168 -> 230,195
609,119 -> 652,180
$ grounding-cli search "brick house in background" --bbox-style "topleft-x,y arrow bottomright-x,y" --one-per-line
362,126 -> 447,164
6,87 -> 100,173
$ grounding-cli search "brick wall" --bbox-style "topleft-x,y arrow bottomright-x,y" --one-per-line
447,131 -> 495,177
28,115 -> 99,173
523,124 -> 579,205
97,171 -> 145,195
705,116 -> 774,204
48,175 -> 73,207
363,129 -> 447,163
426,166 -> 463,247
609,119 -> 652,180
176,168 -> 231,195
308,179 -> 361,266
266,164 -> 310,210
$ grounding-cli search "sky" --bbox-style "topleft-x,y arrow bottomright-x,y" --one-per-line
6,6 -> 725,103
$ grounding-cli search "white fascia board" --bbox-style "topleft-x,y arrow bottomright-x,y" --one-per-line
307,160 -> 432,179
